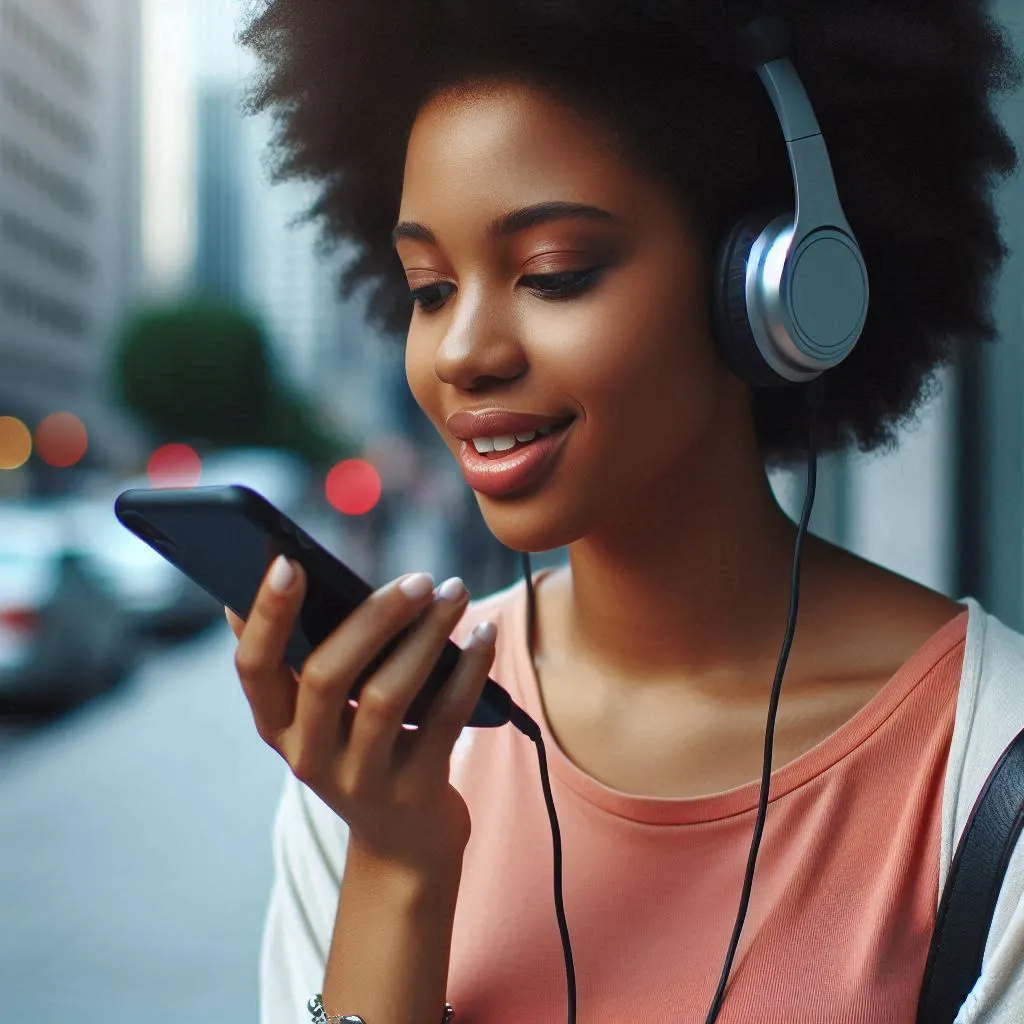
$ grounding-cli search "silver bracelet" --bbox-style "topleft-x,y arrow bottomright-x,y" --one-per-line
308,992 -> 454,1023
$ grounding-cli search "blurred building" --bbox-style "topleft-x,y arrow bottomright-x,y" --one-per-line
187,18 -> 393,436
0,0 -> 145,476
194,83 -> 244,302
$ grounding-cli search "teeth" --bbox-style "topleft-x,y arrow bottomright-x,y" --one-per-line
470,423 -> 561,454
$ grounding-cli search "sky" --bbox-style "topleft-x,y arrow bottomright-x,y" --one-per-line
141,0 -> 256,294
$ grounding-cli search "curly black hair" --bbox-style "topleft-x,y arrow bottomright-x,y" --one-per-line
241,0 -> 1021,467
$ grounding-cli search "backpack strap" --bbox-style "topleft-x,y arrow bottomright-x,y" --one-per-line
917,725 -> 1024,1023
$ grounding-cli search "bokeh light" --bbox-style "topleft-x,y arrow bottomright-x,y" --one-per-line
0,417 -> 32,470
147,443 -> 203,487
325,458 -> 382,515
35,412 -> 89,468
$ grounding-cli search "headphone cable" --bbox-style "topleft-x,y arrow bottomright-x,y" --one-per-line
508,374 -> 825,1024
704,375 -> 824,1022
509,558 -> 578,1022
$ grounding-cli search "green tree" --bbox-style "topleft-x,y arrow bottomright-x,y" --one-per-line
111,300 -> 352,467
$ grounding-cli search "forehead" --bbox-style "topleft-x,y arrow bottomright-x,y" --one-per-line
400,81 -> 636,215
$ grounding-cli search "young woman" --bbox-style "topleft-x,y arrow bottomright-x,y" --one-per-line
230,1 -> 1024,1021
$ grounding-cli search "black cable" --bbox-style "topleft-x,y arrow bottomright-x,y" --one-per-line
509,375 -> 824,1024
703,375 -> 825,1023
514,551 -> 577,1022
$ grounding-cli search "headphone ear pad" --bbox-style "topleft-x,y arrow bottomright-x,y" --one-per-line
711,211 -> 792,388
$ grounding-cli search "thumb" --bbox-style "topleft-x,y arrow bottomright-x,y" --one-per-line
225,606 -> 245,639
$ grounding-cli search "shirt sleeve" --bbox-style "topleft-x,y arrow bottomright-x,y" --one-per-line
259,770 -> 350,1024
946,603 -> 1024,1023
954,845 -> 1024,1023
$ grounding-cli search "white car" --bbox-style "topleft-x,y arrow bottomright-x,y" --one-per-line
65,448 -> 314,637
0,501 -> 137,714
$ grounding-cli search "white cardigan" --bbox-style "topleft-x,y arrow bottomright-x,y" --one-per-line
259,596 -> 1024,1024
944,597 -> 1024,1022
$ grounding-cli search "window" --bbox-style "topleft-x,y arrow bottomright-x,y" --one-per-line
0,138 -> 93,218
0,70 -> 95,156
0,274 -> 89,337
0,209 -> 94,279
2,2 -> 94,95
45,0 -> 95,35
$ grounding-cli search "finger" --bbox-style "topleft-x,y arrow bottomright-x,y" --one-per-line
412,620 -> 498,766
286,571 -> 438,784
233,555 -> 307,745
225,607 -> 244,639
343,577 -> 471,777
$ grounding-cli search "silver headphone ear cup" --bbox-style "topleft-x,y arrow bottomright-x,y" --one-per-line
711,211 -> 797,388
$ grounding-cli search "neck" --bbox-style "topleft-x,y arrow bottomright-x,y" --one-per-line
556,436 -> 806,686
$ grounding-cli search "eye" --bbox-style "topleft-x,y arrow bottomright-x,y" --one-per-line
409,281 -> 455,313
520,267 -> 604,299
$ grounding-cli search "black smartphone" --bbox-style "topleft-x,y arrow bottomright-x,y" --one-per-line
114,484 -> 513,729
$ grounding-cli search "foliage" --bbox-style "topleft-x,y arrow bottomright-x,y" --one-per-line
111,300 -> 353,467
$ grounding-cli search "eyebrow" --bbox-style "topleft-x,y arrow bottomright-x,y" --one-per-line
390,201 -> 621,249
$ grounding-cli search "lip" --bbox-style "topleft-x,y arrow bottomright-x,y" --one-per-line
455,417 -> 575,499
446,408 -> 575,442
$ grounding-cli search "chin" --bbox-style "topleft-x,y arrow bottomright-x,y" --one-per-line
473,490 -> 586,555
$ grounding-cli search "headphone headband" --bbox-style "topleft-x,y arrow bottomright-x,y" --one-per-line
710,11 -> 870,386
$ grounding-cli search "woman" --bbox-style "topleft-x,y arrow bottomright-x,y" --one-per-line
231,1 -> 1024,1021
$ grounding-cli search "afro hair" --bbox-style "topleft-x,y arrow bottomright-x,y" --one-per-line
241,0 -> 1021,467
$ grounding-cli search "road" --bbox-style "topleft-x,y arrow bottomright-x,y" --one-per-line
0,622 -> 288,1024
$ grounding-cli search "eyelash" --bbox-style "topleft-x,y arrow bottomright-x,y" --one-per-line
408,267 -> 604,314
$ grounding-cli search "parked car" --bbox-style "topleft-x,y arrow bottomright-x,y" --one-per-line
197,447 -> 312,512
60,493 -> 222,640
0,501 -> 138,717
61,448 -> 314,640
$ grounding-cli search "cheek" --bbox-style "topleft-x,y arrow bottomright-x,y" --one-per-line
535,255 -> 717,434
405,337 -> 443,428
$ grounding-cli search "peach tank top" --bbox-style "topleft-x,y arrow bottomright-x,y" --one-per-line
445,576 -> 968,1023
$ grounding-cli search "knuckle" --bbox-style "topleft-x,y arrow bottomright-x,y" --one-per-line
254,719 -> 283,751
338,759 -> 370,799
288,746 -> 319,785
356,684 -> 396,723
233,645 -> 260,681
300,662 -> 337,698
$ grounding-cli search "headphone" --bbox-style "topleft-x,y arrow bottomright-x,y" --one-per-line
710,14 -> 870,387
517,11 -> 870,1024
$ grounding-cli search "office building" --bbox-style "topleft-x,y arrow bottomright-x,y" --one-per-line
0,0 -> 144,473
194,82 -> 244,301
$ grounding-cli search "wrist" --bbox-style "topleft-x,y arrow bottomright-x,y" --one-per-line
321,843 -> 463,1022
345,837 -> 465,909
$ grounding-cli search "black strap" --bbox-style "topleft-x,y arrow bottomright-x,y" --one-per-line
917,725 -> 1024,1023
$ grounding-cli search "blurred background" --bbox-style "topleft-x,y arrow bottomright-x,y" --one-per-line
0,0 -> 1022,1020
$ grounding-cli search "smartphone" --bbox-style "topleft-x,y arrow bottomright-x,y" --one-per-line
114,484 -> 513,728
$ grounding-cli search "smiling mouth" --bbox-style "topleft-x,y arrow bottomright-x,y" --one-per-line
471,418 -> 575,459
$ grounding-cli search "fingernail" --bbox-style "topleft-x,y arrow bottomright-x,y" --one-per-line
399,572 -> 435,599
267,555 -> 295,593
470,621 -> 496,645
436,576 -> 466,602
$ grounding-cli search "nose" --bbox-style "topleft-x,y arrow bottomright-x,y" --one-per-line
432,284 -> 528,392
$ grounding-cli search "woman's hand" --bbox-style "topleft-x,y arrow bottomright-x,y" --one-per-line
226,557 -> 497,879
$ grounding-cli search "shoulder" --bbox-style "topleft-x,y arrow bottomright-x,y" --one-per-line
945,598 -> 1024,851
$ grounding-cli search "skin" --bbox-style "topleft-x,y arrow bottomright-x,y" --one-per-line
225,76 -> 968,1018
397,79 -> 965,797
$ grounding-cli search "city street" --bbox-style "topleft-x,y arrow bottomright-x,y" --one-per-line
0,622 -> 288,1023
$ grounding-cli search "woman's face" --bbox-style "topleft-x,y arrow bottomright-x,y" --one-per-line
397,80 -> 748,553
